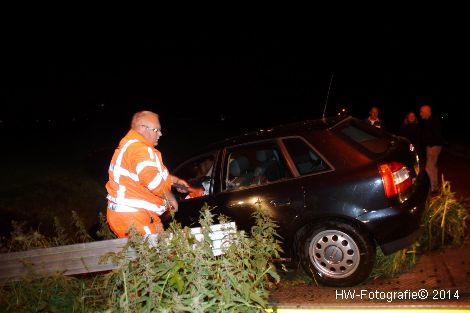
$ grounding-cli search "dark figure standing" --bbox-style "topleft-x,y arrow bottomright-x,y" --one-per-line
398,111 -> 421,158
420,105 -> 444,195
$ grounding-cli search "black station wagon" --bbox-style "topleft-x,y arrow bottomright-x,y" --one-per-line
167,116 -> 430,286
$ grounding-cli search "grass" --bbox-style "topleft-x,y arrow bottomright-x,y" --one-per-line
0,210 -> 115,253
422,178 -> 468,249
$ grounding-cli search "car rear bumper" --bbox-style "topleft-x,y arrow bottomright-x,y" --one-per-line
358,172 -> 430,255
380,227 -> 420,254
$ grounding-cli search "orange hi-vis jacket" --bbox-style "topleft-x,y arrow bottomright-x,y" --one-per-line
105,129 -> 172,237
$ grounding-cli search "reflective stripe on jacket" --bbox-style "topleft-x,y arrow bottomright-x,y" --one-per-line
105,129 -> 172,215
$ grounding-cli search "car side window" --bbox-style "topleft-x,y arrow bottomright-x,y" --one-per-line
224,142 -> 292,191
283,138 -> 328,175
173,153 -> 216,199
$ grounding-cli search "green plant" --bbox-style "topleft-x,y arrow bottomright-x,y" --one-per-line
96,211 -> 117,240
3,221 -> 52,252
72,210 -> 94,243
0,211 -> 105,253
370,242 -> 419,279
420,176 -> 468,250
53,216 -> 72,246
105,204 -> 282,312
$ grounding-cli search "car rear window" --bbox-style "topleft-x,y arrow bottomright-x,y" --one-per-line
337,124 -> 390,154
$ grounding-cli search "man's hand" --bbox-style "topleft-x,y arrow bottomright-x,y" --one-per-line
171,175 -> 190,193
165,191 -> 179,213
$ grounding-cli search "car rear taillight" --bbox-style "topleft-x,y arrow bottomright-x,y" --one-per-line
378,162 -> 412,198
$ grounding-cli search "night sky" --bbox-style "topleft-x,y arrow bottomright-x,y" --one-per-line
1,20 -> 469,167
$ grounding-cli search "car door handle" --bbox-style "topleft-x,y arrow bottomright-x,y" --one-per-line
270,199 -> 291,207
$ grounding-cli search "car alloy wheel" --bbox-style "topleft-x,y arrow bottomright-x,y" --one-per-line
308,229 -> 360,279
299,220 -> 375,287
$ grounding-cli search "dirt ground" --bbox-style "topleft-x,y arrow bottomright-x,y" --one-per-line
439,146 -> 470,200
270,239 -> 470,308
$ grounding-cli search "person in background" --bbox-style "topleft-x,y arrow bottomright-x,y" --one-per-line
364,106 -> 386,130
105,111 -> 189,237
420,104 -> 444,195
398,111 -> 421,159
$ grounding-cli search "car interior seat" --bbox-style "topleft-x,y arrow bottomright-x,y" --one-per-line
227,156 -> 253,189
294,150 -> 325,175
254,149 -> 282,182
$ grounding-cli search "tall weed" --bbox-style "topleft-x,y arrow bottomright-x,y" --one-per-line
105,205 -> 282,312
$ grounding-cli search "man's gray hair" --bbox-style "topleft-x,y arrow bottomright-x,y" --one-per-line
131,111 -> 159,129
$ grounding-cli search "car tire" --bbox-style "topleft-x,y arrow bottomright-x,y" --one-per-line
299,220 -> 375,287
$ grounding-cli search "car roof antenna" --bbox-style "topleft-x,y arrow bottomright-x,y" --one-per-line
322,72 -> 334,122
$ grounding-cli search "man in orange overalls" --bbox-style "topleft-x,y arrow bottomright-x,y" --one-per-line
105,111 -> 189,237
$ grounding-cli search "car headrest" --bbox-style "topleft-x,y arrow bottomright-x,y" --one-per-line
229,156 -> 250,177
256,149 -> 274,162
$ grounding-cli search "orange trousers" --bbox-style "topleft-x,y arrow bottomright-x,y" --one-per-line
107,208 -> 163,238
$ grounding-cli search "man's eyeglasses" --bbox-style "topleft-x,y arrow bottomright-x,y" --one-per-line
140,125 -> 161,133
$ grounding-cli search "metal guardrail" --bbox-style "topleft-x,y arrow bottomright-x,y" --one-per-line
0,222 -> 236,283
